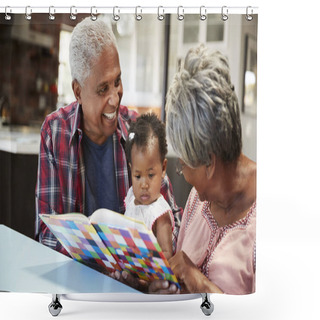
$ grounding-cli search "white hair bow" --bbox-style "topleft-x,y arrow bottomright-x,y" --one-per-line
128,132 -> 135,141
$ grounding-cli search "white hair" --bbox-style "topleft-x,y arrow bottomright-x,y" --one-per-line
69,17 -> 117,86
166,44 -> 242,167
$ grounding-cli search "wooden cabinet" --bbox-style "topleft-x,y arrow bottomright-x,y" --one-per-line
0,150 -> 38,239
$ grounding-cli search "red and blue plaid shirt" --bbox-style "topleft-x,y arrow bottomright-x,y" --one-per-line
35,101 -> 182,256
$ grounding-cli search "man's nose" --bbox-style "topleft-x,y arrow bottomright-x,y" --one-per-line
107,87 -> 120,107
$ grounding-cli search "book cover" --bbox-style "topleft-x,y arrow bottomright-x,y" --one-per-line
40,209 -> 179,287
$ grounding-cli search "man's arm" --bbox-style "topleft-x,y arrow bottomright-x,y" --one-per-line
35,122 -> 68,256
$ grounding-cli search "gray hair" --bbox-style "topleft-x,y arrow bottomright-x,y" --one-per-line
69,17 -> 117,86
166,44 -> 242,167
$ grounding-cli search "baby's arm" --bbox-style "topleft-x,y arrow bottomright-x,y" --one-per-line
152,212 -> 173,260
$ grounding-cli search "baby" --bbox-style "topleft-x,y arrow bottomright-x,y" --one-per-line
125,113 -> 174,260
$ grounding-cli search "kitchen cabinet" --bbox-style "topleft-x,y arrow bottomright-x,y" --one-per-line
0,150 -> 38,239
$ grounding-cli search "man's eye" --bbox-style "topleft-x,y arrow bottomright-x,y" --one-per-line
115,78 -> 121,87
135,175 -> 141,180
98,86 -> 108,95
148,174 -> 154,178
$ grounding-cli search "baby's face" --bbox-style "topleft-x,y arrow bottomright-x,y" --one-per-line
130,138 -> 167,206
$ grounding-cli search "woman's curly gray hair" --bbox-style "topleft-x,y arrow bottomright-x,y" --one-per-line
165,44 -> 242,167
69,17 -> 117,86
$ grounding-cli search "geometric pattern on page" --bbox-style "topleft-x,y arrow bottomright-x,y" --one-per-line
40,216 -> 119,273
93,223 -> 179,286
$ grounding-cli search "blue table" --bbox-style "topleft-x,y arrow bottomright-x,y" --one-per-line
0,224 -> 138,294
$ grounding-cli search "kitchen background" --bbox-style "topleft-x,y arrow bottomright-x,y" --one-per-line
0,13 -> 257,239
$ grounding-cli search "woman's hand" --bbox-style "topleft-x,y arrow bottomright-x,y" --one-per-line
148,279 -> 180,294
169,251 -> 223,293
110,270 -> 180,294
110,270 -> 148,292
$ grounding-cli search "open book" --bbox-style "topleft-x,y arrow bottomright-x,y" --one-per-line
40,209 -> 179,287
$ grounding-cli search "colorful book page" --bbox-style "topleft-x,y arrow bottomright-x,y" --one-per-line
40,215 -> 120,273
93,223 -> 179,286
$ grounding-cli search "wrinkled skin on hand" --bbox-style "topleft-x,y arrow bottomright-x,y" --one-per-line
110,270 -> 180,294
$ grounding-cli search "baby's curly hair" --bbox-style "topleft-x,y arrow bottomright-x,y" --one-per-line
126,113 -> 168,164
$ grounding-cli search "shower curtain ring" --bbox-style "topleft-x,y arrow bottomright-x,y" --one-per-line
135,6 -> 142,21
91,6 -> 98,21
25,6 -> 32,20
49,6 -> 55,20
5,6 -> 12,20
246,6 -> 253,21
200,6 -> 207,21
221,6 -> 228,21
177,6 -> 184,21
157,6 -> 164,21
113,6 -> 120,21
70,6 -> 77,20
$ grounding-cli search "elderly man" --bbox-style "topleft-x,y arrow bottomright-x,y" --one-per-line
35,17 -> 182,256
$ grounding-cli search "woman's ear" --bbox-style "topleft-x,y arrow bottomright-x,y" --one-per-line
161,158 -> 168,178
206,154 -> 216,179
72,80 -> 82,104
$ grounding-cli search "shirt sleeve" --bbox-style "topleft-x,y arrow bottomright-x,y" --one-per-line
160,174 -> 183,254
35,121 -> 69,256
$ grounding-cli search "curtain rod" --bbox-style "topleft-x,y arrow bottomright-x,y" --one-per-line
0,6 -> 258,16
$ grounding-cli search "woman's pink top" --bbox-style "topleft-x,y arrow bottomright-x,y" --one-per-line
177,187 -> 256,295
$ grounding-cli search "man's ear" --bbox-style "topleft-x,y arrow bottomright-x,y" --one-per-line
206,154 -> 216,179
72,80 -> 82,104
161,158 -> 168,178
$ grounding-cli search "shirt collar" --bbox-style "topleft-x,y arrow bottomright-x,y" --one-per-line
117,107 -> 129,142
69,102 -> 83,146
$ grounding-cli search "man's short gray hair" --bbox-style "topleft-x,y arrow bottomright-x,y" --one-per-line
69,17 -> 117,86
166,44 -> 242,167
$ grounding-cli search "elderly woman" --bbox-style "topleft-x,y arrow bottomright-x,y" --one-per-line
165,45 -> 256,295
115,45 -> 255,295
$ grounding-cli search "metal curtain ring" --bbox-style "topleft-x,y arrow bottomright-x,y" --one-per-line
91,6 -> 98,21
135,6 -> 142,21
70,6 -> 77,20
5,6 -> 12,20
246,6 -> 253,21
221,6 -> 228,21
25,6 -> 32,20
200,6 -> 207,21
49,6 -> 55,20
177,6 -> 184,21
157,6 -> 164,21
113,6 -> 120,21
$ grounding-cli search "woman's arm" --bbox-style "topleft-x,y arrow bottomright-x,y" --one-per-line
169,251 -> 223,293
